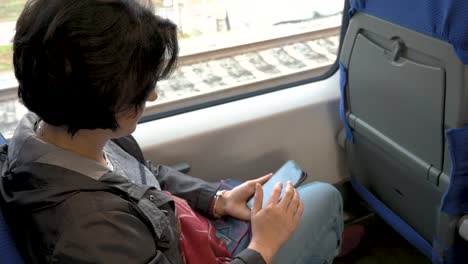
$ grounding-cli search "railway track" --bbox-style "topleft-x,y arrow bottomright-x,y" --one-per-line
149,25 -> 340,113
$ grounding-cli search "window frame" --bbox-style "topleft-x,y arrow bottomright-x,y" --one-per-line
140,0 -> 350,123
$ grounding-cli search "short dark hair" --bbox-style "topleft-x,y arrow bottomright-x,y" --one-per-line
14,0 -> 178,134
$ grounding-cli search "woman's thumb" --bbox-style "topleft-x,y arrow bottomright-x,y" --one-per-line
251,183 -> 263,215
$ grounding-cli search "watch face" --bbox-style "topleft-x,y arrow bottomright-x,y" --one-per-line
213,190 -> 226,217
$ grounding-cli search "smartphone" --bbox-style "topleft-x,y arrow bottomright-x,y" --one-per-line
247,160 -> 308,209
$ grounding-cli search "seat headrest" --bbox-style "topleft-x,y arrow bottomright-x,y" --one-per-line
350,0 -> 468,64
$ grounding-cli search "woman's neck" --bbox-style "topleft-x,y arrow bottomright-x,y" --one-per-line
36,121 -> 109,165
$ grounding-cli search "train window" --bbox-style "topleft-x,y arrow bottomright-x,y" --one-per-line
0,0 -> 345,137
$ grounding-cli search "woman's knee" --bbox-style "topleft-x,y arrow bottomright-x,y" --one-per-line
298,182 -> 343,216
273,183 -> 344,263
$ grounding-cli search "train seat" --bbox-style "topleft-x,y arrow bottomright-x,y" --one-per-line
0,133 -> 23,263
339,0 -> 468,263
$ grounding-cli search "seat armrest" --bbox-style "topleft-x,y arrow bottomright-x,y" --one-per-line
457,215 -> 468,241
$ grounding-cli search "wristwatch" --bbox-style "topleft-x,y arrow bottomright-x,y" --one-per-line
213,190 -> 227,218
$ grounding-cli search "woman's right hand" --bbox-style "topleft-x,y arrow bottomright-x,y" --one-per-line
247,181 -> 304,264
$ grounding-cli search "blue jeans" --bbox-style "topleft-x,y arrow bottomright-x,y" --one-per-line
215,181 -> 344,263
272,182 -> 344,264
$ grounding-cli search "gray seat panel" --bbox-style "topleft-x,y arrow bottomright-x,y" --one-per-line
341,12 -> 468,248
349,33 -> 445,169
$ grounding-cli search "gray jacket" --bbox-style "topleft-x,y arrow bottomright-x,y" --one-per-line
0,116 -> 265,263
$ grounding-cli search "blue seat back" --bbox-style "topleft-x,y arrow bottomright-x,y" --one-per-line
0,133 -> 23,263
340,0 -> 468,263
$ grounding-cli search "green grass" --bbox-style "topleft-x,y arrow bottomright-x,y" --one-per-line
0,0 -> 26,23
0,1 -> 25,72
0,45 -> 13,72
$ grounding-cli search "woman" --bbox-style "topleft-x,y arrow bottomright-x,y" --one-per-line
3,0 -> 343,263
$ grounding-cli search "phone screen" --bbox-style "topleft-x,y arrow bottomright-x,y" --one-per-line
247,160 -> 306,209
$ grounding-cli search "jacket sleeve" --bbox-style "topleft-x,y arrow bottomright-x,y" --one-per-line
231,249 -> 267,264
52,210 -> 171,264
147,161 -> 220,216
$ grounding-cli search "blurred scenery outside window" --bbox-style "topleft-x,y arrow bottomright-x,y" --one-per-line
0,0 -> 344,137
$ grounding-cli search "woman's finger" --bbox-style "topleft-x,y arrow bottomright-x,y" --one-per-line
293,200 -> 304,223
279,181 -> 294,209
266,182 -> 283,206
252,173 -> 273,185
251,183 -> 264,215
287,188 -> 300,213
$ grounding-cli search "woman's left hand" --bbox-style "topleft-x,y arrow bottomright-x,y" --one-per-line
215,173 -> 272,220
